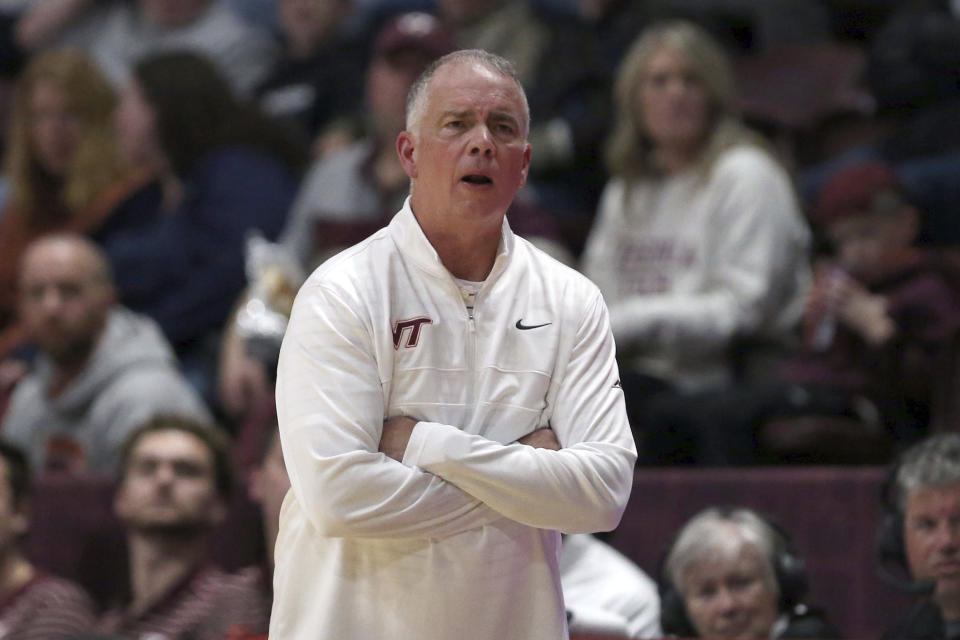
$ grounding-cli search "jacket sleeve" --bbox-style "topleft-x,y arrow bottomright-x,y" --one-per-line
606,150 -> 810,357
277,280 -> 502,539
401,290 -> 637,534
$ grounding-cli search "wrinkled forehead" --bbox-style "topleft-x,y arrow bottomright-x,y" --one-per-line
428,60 -> 528,127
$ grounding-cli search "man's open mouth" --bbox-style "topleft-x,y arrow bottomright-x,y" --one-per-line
461,175 -> 492,185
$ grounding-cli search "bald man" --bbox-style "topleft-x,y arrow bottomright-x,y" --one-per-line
1,234 -> 210,474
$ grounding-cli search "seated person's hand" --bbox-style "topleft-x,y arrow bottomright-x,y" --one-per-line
380,416 -> 418,461
804,263 -> 894,346
836,285 -> 895,345
517,427 -> 560,450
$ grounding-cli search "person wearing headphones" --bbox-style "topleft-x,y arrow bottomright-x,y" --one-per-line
880,433 -> 960,639
659,507 -> 839,639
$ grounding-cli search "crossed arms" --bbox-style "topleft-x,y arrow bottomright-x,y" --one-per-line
277,281 -> 636,540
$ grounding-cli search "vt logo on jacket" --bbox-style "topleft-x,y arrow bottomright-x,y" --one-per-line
392,317 -> 433,350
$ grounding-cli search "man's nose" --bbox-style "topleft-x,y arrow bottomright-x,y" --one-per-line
39,288 -> 63,313
153,463 -> 177,486
714,587 -> 740,615
469,125 -> 494,156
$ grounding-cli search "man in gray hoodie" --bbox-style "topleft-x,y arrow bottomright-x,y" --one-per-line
0,233 -> 210,474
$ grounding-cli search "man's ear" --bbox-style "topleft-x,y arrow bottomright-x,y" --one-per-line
397,131 -> 418,179
518,142 -> 532,188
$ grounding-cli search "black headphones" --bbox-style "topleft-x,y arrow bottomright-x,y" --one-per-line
658,507 -> 809,637
875,452 -> 937,594
876,459 -> 910,586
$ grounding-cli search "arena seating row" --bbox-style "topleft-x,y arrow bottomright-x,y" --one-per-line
27,467 -> 916,638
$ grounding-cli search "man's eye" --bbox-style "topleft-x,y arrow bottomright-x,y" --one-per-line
913,517 -> 936,532
446,120 -> 465,129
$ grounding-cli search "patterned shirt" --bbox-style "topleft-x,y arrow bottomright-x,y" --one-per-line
0,572 -> 97,639
98,565 -> 269,640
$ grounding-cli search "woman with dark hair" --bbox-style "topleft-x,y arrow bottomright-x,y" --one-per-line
108,50 -> 307,400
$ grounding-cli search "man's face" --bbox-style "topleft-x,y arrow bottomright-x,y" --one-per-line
115,430 -> 226,535
904,484 -> 960,587
0,459 -> 28,555
18,241 -> 113,364
398,60 -> 531,230
680,546 -> 780,639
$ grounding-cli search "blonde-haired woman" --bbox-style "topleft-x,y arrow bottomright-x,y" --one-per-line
0,49 -> 156,359
581,21 -> 810,464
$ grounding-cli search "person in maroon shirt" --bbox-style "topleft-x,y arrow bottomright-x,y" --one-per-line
778,163 -> 960,449
0,440 -> 97,639
97,415 -> 268,640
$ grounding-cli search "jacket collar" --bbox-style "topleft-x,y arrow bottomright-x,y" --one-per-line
389,197 -> 515,286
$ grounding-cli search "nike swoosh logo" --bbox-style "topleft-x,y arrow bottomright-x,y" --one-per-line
516,319 -> 552,330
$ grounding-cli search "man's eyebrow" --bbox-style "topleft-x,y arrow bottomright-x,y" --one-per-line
440,109 -> 472,120
489,111 -> 521,125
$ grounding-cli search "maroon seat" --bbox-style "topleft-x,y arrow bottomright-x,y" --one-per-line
25,468 -> 917,636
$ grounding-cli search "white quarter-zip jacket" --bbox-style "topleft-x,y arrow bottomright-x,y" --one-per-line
270,199 -> 637,639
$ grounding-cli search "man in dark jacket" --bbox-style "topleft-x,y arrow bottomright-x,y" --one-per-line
883,433 -> 960,639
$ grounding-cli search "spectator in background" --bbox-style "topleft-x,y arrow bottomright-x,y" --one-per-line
881,433 -> 960,639
436,0 -> 612,254
645,163 -> 960,465
777,164 -> 960,450
0,439 -> 97,638
580,21 -> 810,464
0,49 -> 155,362
9,0 -> 277,95
660,506 -> 839,639
98,415 -> 269,640
108,51 -> 306,404
1,235 -> 209,474
255,0 -> 368,157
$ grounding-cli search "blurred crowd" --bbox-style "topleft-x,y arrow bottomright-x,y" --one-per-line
0,0 -> 958,637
